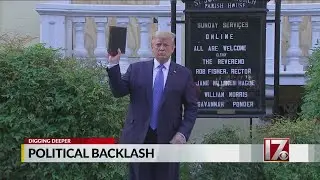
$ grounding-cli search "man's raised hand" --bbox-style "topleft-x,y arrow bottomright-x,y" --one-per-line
108,48 -> 122,65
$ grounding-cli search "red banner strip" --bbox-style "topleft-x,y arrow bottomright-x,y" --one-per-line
24,138 -> 117,144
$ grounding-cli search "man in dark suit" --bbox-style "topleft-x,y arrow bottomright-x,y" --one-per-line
106,31 -> 198,180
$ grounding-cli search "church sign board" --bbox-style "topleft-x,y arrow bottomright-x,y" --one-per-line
184,0 -> 268,117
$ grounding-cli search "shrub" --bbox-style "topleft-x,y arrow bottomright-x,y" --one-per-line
180,163 -> 192,180
301,45 -> 320,120
0,35 -> 129,179
184,126 -> 265,180
254,118 -> 320,180
181,118 -> 320,180
253,118 -> 320,144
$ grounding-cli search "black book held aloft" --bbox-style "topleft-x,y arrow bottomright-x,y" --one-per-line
108,26 -> 127,56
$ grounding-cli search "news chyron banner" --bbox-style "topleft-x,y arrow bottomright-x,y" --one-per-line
21,138 -> 319,163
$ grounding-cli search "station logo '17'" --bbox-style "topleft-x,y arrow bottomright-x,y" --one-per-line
264,138 -> 290,162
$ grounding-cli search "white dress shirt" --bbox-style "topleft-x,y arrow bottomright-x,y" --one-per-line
153,58 -> 171,88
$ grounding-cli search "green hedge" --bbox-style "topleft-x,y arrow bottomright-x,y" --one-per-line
180,119 -> 320,180
301,45 -> 320,120
255,119 -> 320,180
186,126 -> 265,180
0,38 -> 129,179
180,126 -> 264,180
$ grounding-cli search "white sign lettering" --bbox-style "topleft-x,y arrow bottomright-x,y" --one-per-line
232,101 -> 254,108
198,101 -> 225,108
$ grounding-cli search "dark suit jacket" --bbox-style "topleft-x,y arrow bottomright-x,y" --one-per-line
107,60 -> 198,144
195,84 -> 201,99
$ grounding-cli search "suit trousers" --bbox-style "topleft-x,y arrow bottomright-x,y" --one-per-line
128,127 -> 180,180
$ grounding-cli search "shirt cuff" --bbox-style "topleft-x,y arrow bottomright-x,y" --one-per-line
177,132 -> 186,143
106,63 -> 118,69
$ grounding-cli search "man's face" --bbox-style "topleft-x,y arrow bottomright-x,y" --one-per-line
151,37 -> 175,63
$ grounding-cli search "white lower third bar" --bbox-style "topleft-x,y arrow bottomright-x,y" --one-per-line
290,144 -> 309,162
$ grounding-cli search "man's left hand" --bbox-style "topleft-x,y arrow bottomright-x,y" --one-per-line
170,132 -> 186,144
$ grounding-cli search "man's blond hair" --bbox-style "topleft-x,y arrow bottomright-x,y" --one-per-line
152,31 -> 176,43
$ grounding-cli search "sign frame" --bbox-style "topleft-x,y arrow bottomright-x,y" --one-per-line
185,12 -> 267,118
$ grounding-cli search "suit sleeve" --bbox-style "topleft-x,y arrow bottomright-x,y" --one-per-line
106,64 -> 132,98
178,70 -> 198,141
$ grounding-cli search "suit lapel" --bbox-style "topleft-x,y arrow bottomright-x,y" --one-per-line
159,61 -> 177,108
145,60 -> 154,108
